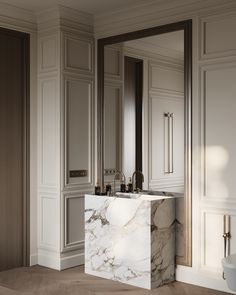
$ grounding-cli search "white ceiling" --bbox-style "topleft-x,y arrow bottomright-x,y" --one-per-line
0,0 -> 154,14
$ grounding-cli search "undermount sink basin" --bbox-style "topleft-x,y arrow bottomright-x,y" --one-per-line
115,190 -> 183,200
115,191 -> 180,201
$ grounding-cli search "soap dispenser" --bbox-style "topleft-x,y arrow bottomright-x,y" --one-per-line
95,182 -> 101,195
127,177 -> 133,193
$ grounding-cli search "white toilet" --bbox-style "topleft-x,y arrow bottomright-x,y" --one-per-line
222,253 -> 236,291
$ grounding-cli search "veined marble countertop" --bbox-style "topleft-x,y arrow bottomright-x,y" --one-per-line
115,191 -> 183,201
85,193 -> 176,289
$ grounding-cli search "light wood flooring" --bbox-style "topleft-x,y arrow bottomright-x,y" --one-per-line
0,265 -> 231,295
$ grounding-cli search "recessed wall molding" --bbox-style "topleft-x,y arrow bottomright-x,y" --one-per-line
39,34 -> 59,73
38,194 -> 60,251
200,12 -> 236,60
62,193 -> 85,252
104,45 -> 123,80
200,61 -> 236,202
63,76 -> 94,190
149,62 -> 184,94
38,76 -> 60,189
149,95 -> 184,184
63,33 -> 94,75
200,209 -> 236,273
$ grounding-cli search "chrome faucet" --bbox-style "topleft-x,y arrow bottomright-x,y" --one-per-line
132,170 -> 144,193
113,171 -> 126,195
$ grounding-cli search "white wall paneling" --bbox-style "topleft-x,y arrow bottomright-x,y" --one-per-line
63,33 -> 94,75
197,11 -> 236,293
104,45 -> 123,81
200,62 -> 236,203
38,194 -> 60,251
201,209 -> 236,274
64,76 -> 94,188
38,76 -> 60,190
38,34 -> 59,73
149,93 -> 184,190
37,7 -> 94,270
200,12 -> 236,60
95,3 -> 236,292
148,59 -> 184,193
149,62 -> 184,94
62,193 -> 85,252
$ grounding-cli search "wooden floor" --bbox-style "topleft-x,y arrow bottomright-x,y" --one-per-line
0,265 -> 231,295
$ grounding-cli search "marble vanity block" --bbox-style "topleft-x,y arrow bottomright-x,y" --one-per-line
85,194 -> 175,289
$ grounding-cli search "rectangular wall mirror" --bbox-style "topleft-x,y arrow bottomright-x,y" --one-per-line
97,20 -> 192,266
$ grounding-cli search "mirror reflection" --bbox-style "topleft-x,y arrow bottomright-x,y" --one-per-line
103,30 -> 185,258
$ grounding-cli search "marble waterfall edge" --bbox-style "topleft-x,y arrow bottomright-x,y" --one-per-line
85,194 -> 175,289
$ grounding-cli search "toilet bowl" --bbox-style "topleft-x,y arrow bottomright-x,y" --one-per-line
222,253 -> 236,291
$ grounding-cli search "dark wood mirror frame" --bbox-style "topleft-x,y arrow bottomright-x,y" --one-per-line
97,19 -> 192,266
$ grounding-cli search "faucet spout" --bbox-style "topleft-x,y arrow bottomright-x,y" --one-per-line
131,170 -> 144,193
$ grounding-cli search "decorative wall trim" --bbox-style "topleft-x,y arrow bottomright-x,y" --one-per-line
200,210 -> 223,273
38,76 -> 60,190
62,193 -> 85,252
94,0 -> 236,38
38,244 -> 84,270
37,5 -> 93,34
149,62 -> 184,94
200,61 -> 236,203
104,45 -> 123,81
200,12 -> 236,60
38,194 -> 60,251
0,3 -> 36,33
63,75 -> 94,190
63,33 -> 94,75
176,265 -> 233,294
149,94 -> 184,183
60,252 -> 84,270
38,34 -> 59,73
38,250 -> 61,270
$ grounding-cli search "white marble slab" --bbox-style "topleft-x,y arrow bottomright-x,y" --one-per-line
85,194 -> 175,289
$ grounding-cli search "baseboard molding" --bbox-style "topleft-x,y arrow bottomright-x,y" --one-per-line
60,252 -> 84,270
38,251 -> 61,270
30,253 -> 38,266
176,265 -> 236,294
37,250 -> 84,271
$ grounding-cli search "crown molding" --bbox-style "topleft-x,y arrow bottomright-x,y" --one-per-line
124,40 -> 184,60
37,5 -> 93,34
94,0 -> 236,38
0,3 -> 36,33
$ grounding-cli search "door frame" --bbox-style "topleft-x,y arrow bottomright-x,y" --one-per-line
0,27 -> 30,267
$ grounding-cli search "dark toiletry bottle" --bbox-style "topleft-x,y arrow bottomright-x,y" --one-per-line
95,182 -> 101,195
106,183 -> 112,196
120,181 -> 126,193
127,177 -> 133,193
